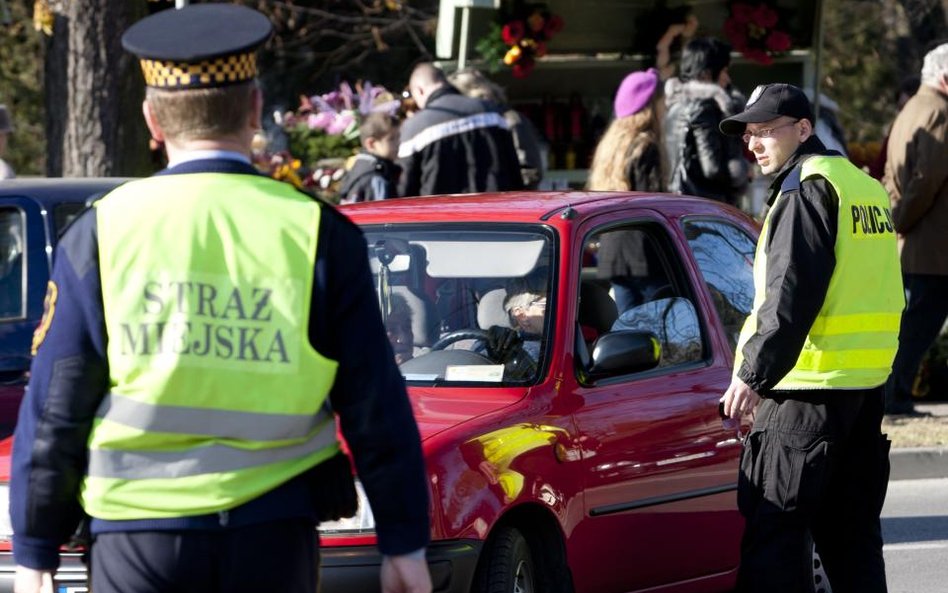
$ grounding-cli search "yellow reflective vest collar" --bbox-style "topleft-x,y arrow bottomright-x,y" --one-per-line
84,173 -> 340,520
735,155 -> 904,391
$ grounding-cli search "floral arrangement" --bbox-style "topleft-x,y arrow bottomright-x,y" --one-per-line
264,81 -> 401,199
723,2 -> 792,66
475,2 -> 564,78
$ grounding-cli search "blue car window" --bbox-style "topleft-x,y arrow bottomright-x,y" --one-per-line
0,207 -> 24,319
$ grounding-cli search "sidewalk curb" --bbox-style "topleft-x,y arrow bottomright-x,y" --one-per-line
890,447 -> 948,480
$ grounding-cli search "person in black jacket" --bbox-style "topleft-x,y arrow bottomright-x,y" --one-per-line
664,38 -> 748,205
339,112 -> 402,203
719,84 -> 900,593
397,63 -> 523,197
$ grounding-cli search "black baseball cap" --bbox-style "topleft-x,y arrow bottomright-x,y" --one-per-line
720,83 -> 814,136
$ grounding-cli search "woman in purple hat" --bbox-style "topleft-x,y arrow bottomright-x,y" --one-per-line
587,68 -> 664,193
588,68 -> 666,312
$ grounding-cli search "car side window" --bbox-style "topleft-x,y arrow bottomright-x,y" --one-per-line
0,207 -> 25,320
682,219 -> 756,351
54,202 -> 87,237
580,223 -> 705,375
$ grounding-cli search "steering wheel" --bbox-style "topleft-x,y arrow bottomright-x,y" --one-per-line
431,328 -> 490,351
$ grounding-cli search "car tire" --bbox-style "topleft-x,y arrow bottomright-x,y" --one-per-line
472,526 -> 536,593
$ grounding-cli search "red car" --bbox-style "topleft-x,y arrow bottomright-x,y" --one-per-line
0,191 -> 822,593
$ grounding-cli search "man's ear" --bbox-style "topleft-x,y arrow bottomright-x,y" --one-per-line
797,118 -> 814,140
142,100 -> 165,142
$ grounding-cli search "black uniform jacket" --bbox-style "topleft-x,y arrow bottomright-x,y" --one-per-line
11,159 -> 430,570
397,85 -> 524,197
736,136 -> 845,394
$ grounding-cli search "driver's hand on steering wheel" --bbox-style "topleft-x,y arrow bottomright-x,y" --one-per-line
486,326 -> 522,361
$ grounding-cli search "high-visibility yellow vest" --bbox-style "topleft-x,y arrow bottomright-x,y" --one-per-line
84,173 -> 340,520
734,155 -> 904,390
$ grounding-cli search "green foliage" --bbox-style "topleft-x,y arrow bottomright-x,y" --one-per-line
821,0 -> 900,143
0,3 -> 45,175
285,124 -> 360,165
475,22 -> 506,73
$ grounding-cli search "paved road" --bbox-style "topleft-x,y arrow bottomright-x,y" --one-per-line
883,477 -> 948,593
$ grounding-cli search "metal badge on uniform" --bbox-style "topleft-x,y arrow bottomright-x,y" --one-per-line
31,280 -> 58,355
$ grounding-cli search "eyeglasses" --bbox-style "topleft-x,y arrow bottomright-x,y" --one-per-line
529,298 -> 547,309
742,120 -> 799,144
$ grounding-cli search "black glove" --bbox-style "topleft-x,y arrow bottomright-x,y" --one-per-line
486,325 -> 522,361
310,452 -> 358,522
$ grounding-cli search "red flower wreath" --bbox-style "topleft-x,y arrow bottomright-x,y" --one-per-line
476,4 -> 564,79
724,2 -> 792,66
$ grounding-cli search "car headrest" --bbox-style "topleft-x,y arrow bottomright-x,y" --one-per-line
579,281 -> 618,334
391,285 -> 439,347
477,288 -> 511,329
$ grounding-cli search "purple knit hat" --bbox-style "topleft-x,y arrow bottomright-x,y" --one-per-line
614,68 -> 659,118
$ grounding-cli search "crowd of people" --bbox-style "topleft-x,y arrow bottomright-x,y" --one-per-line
5,3 -> 947,593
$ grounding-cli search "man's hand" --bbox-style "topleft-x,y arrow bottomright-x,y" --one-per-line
720,376 -> 761,420
14,566 -> 54,593
485,326 -> 521,361
380,553 -> 432,593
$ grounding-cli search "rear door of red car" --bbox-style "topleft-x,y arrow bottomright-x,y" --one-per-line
565,208 -> 743,593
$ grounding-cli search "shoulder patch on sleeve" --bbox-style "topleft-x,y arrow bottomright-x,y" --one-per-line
31,281 -> 58,355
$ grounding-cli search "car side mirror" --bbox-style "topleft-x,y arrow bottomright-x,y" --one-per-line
588,330 -> 661,378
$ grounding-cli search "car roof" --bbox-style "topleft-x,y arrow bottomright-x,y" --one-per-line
0,178 -> 131,207
339,190 -> 750,224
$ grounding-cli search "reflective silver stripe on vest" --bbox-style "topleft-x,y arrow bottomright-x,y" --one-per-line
87,417 -> 338,479
96,392 -> 330,442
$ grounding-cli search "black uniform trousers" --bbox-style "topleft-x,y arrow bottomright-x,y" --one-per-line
736,386 -> 890,593
90,519 -> 319,593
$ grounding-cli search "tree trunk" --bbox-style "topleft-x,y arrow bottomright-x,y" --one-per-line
43,12 -> 67,177
46,0 -> 150,177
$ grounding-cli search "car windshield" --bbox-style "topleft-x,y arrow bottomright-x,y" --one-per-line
362,225 -> 554,386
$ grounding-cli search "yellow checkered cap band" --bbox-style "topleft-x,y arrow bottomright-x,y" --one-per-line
139,52 -> 257,89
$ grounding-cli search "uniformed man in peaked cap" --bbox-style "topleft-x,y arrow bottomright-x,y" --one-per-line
10,5 -> 431,593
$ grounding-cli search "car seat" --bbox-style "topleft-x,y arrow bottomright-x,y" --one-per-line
391,285 -> 439,348
579,281 -> 618,337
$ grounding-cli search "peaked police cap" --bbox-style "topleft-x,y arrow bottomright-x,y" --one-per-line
122,4 -> 272,90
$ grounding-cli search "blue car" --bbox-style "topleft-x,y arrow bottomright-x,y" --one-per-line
0,178 -> 128,438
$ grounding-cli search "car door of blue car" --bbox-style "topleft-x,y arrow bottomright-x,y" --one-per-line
0,196 -> 51,436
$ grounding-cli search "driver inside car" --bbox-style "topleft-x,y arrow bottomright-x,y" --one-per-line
482,273 -> 548,377
494,290 -> 545,361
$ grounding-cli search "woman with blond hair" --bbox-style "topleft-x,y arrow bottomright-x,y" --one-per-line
587,68 -> 665,193
589,68 -> 666,312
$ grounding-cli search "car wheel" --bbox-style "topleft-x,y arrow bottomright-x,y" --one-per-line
473,526 -> 536,593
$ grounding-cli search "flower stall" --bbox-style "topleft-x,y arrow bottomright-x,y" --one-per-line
435,0 -> 826,192
255,81 -> 402,202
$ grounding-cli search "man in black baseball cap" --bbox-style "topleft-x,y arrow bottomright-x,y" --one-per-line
10,5 -> 432,593
719,81 -> 901,593
720,83 -> 814,136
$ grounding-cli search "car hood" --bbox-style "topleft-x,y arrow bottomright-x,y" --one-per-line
0,388 -> 527,481
409,386 -> 527,442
